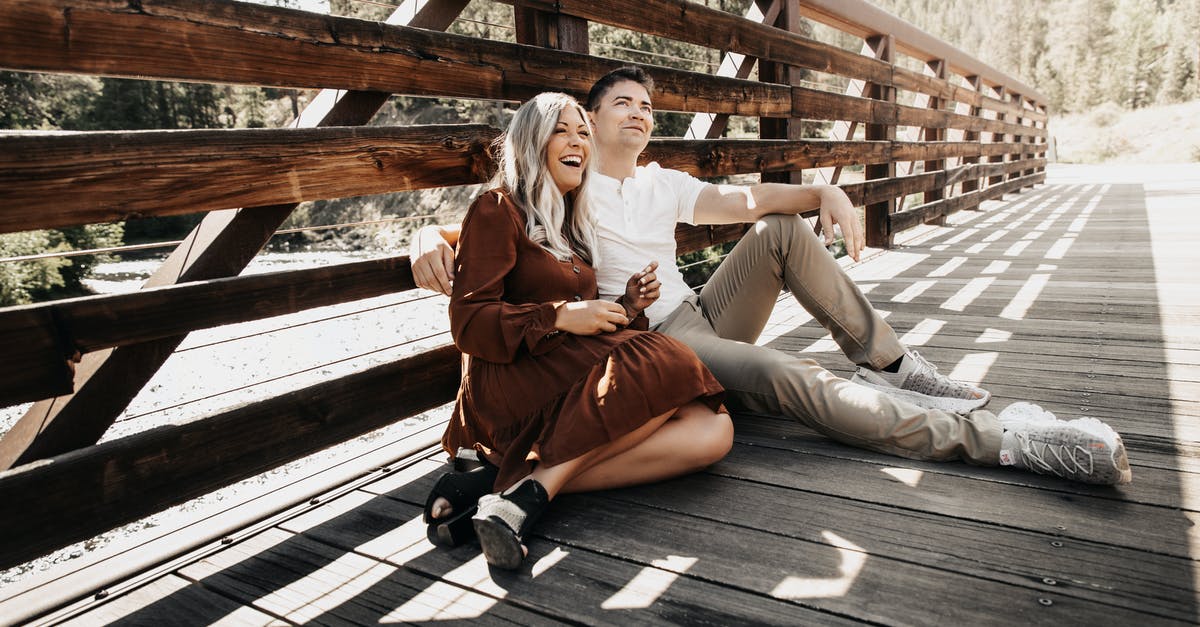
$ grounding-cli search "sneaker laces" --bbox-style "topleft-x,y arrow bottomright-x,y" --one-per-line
902,350 -> 982,399
1012,430 -> 1094,478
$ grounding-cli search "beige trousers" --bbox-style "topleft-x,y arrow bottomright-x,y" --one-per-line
656,214 -> 1003,465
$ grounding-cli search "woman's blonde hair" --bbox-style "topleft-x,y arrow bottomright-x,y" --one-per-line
493,92 -> 598,265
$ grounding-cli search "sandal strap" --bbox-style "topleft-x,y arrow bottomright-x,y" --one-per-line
439,465 -> 496,501
478,479 -> 549,538
424,462 -> 499,524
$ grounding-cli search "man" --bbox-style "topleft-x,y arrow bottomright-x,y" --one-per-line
410,68 -> 1131,485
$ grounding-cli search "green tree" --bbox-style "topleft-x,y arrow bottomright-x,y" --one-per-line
0,71 -> 99,129
0,231 -> 70,305
1108,0 -> 1160,108
1157,0 -> 1200,103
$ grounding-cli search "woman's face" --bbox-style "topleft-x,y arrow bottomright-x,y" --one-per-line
545,105 -> 591,195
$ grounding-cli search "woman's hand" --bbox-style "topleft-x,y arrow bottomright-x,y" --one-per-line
409,225 -> 457,296
621,261 -> 661,317
554,300 -> 630,335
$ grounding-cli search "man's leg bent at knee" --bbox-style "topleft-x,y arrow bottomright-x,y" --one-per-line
657,300 -> 1002,464
698,213 -> 902,369
698,214 -> 989,413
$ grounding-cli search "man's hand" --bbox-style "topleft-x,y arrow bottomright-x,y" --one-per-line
818,187 -> 864,262
555,300 -> 629,335
622,261 -> 660,316
408,225 -> 456,296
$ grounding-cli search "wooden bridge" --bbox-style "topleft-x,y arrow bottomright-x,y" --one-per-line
2,0 -> 1195,624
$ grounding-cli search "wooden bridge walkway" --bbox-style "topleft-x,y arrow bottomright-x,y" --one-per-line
4,163 -> 1197,625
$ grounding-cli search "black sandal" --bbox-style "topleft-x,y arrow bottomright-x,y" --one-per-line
472,479 -> 550,570
423,457 -> 499,547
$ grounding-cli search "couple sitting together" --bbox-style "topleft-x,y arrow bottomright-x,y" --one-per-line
413,68 -> 1132,571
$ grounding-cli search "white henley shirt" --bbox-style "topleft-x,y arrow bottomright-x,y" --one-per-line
589,163 -> 709,326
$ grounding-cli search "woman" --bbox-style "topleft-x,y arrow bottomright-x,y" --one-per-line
424,92 -> 732,570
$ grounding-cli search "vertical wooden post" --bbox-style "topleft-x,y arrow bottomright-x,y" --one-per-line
1010,91 -> 1026,186
0,0 -> 473,471
759,0 -> 804,185
986,85 -> 1007,189
514,4 -> 588,53
922,59 -> 947,225
1034,102 -> 1048,173
513,0 -> 588,54
959,75 -> 983,202
1020,97 -> 1036,181
864,34 -> 896,248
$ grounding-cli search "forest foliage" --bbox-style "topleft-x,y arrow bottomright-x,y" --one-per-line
870,0 -> 1199,112
1,0 -> 1196,304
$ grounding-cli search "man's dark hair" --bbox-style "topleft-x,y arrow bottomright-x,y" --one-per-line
585,67 -> 655,111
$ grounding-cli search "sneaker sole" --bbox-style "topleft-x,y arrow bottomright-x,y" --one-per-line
473,516 -> 525,570
849,374 -> 991,414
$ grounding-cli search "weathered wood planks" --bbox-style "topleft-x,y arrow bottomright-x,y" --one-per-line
0,125 -> 499,234
0,344 -> 461,570
0,126 -> 1039,235
0,0 -> 789,117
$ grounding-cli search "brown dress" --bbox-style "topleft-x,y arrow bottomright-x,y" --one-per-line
444,189 -> 725,491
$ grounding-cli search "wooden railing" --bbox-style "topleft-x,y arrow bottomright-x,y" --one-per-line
0,0 -> 1048,569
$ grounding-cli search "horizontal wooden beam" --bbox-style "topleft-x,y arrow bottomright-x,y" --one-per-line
500,0 -> 1044,120
840,159 -> 1043,207
0,125 -> 498,234
0,343 -> 462,571
643,139 -> 1034,177
0,255 -> 417,406
792,85 -> 1044,138
11,254 -> 415,348
1,128 -> 1041,234
675,223 -> 751,255
888,170 -> 1046,232
0,0 -> 789,117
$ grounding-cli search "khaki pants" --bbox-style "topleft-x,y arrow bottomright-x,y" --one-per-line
656,214 -> 1003,465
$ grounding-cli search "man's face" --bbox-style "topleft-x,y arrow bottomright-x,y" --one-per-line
588,80 -> 654,156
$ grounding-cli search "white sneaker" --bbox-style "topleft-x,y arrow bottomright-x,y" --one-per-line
998,403 -> 1133,485
850,350 -> 990,414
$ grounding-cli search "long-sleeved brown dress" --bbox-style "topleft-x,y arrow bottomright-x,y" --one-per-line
444,189 -> 725,491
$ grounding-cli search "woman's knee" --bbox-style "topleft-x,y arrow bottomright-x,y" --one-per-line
695,410 -> 734,465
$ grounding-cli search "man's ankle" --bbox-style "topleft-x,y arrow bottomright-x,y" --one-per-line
880,354 -> 905,373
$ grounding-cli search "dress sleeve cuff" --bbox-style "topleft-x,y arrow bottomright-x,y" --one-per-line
526,302 -> 566,355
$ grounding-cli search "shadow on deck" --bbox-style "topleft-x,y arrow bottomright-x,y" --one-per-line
8,164 -> 1199,625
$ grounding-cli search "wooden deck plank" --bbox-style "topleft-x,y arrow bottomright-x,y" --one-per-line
178,528 -> 538,625
732,413 -> 1197,512
713,438 -> 1192,557
370,456 -> 1195,623
547,491 -> 1187,624
274,486 -> 857,625
0,421 -> 446,626
57,574 -> 283,626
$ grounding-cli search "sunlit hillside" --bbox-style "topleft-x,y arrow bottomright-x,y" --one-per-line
1049,100 -> 1200,164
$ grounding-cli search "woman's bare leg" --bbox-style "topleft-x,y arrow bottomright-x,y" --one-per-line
429,406 -> 678,518
561,402 -> 732,494
521,407 -> 677,498
473,403 -> 731,566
